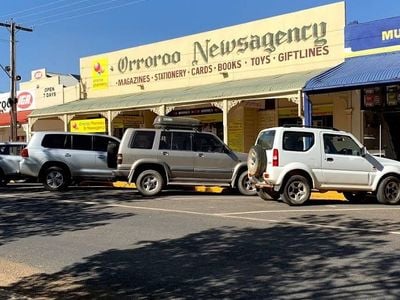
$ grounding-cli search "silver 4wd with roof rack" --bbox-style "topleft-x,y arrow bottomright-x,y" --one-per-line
248,125 -> 400,206
111,116 -> 256,197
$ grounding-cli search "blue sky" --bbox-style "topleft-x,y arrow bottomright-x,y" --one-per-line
0,0 -> 399,92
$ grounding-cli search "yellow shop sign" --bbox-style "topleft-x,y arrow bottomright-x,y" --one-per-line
70,118 -> 106,133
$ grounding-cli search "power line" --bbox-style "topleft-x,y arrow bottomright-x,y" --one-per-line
0,0 -> 70,19
32,0 -> 148,27
12,0 -> 94,22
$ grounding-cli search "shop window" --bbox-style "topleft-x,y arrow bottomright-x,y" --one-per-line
279,117 -> 302,126
265,99 -> 276,110
363,87 -> 383,109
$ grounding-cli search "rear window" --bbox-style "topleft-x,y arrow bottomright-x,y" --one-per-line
257,130 -> 275,150
129,131 -> 155,149
93,136 -> 119,152
283,131 -> 314,152
0,144 -> 25,155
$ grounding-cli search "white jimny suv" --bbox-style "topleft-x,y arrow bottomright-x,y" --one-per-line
247,125 -> 400,206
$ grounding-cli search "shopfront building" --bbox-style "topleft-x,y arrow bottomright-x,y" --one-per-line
29,2 -> 345,152
305,16 -> 400,159
0,68 -> 80,142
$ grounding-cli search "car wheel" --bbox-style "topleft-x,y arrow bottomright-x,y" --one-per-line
136,170 -> 164,197
377,176 -> 400,205
0,171 -> 8,187
258,188 -> 280,201
237,170 -> 257,196
281,175 -> 311,206
43,166 -> 70,191
247,145 -> 267,177
343,192 -> 367,203
0,178 -> 9,187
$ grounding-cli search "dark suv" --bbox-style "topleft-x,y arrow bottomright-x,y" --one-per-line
112,116 -> 256,197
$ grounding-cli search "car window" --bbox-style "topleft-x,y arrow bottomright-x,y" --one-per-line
257,130 -> 275,150
42,134 -> 71,149
171,132 -> 191,151
159,131 -> 172,150
193,133 -> 224,153
93,136 -> 118,152
8,145 -> 24,155
283,131 -> 314,152
129,131 -> 155,149
72,135 -> 92,151
0,146 -> 10,155
323,134 -> 361,156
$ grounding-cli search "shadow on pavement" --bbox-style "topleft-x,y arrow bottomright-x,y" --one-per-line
0,187 -> 135,247
5,215 -> 400,299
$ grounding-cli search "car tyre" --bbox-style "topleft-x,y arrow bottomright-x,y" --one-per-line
343,192 -> 367,203
281,175 -> 311,206
136,170 -> 164,197
377,176 -> 400,205
0,170 -> 8,187
237,170 -> 257,196
43,166 -> 70,191
258,188 -> 280,201
247,145 -> 267,177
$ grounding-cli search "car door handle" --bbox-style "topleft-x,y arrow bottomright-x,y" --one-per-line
326,157 -> 334,162
98,155 -> 106,159
198,153 -> 205,157
162,151 -> 169,156
65,153 -> 71,158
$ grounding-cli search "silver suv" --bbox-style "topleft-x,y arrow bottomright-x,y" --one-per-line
0,142 -> 27,186
248,125 -> 400,206
112,116 -> 256,197
20,132 -> 120,191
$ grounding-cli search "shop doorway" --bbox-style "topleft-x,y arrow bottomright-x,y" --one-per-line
362,111 -> 398,160
382,112 -> 400,160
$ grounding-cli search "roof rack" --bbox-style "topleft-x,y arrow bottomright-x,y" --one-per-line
153,116 -> 202,130
282,124 -> 339,131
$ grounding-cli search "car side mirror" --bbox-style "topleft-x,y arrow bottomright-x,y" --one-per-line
361,146 -> 367,157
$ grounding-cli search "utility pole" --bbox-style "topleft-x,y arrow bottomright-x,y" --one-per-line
0,20 -> 32,141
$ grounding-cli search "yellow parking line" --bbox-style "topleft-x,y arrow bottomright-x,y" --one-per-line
112,181 -> 346,201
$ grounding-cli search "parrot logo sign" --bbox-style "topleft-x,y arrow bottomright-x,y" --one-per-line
92,58 -> 109,90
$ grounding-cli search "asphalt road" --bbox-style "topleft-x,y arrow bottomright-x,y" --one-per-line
0,184 -> 400,299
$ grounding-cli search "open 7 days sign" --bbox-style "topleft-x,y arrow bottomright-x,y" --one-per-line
0,91 -> 35,113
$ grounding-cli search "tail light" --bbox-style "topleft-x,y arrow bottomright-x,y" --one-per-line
21,148 -> 29,158
272,148 -> 279,167
117,153 -> 123,165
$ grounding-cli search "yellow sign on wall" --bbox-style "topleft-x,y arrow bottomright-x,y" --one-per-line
91,58 -> 109,90
70,118 -> 106,133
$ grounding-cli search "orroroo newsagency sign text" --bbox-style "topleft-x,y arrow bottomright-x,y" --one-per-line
118,22 -> 327,72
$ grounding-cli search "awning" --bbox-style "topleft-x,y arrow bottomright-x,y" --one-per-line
304,52 -> 400,93
30,69 -> 328,118
0,110 -> 32,126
